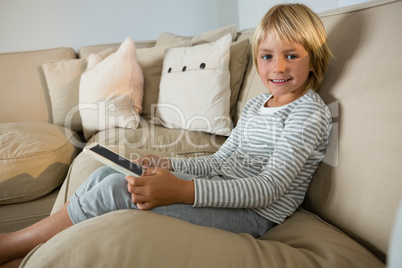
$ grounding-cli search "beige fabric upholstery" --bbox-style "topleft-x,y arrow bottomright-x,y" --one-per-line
21,209 -> 383,268
78,26 -> 244,120
153,34 -> 232,136
77,40 -> 156,58
3,1 -> 399,266
234,0 -> 402,260
0,189 -> 59,233
155,24 -> 237,46
0,47 -> 76,123
42,48 -> 113,132
52,125 -> 227,210
79,37 -> 144,139
0,123 -> 78,204
304,0 -> 402,259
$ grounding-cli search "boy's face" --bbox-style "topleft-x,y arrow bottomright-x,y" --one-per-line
256,31 -> 311,105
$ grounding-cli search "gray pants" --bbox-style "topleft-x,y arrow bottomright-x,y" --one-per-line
67,166 -> 275,238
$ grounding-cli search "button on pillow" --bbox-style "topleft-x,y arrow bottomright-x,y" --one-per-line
0,122 -> 78,204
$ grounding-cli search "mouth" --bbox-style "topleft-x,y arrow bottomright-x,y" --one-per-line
270,78 -> 292,84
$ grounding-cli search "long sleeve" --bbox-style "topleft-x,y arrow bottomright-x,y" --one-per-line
171,90 -> 332,224
170,114 -> 242,175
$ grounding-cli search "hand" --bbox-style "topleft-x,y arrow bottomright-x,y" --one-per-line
136,154 -> 173,171
125,167 -> 194,210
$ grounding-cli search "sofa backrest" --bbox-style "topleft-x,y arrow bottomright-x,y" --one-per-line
0,41 -> 155,125
236,0 -> 401,261
0,47 -> 76,123
77,40 -> 155,59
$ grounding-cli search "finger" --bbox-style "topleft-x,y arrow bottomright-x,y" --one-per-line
143,167 -> 161,176
131,193 -> 148,204
140,154 -> 157,168
136,202 -> 154,210
139,158 -> 150,169
125,175 -> 134,184
127,182 -> 136,193
126,176 -> 147,186
127,180 -> 147,194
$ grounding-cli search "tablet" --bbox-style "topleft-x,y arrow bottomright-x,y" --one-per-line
83,143 -> 143,177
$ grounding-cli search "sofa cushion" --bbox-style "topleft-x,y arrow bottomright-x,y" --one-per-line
90,124 -> 227,157
0,47 -> 76,124
78,40 -> 156,58
136,46 -> 172,120
155,24 -> 237,47
139,39 -> 249,121
42,49 -> 113,132
51,125 -> 227,212
153,34 -> 232,136
79,37 -> 144,140
21,209 -> 383,268
0,122 -> 78,205
0,189 -> 59,233
228,39 -> 250,117
75,26 -> 242,121
140,25 -> 238,120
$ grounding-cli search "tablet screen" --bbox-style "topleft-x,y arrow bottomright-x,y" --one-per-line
89,144 -> 143,176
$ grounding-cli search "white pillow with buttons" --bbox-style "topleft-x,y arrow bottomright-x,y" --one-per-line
152,34 -> 232,136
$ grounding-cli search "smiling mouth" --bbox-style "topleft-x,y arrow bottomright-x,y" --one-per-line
270,78 -> 292,83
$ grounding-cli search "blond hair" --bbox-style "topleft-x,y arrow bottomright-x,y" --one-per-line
253,4 -> 332,91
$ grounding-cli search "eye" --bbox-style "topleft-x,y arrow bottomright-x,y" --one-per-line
200,63 -> 206,69
261,55 -> 272,60
286,55 -> 297,60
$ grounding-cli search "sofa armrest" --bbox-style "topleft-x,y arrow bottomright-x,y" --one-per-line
21,210 -> 383,268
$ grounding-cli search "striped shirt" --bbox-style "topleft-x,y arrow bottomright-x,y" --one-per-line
170,90 -> 332,224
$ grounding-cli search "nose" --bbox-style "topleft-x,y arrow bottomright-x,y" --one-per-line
273,57 -> 286,73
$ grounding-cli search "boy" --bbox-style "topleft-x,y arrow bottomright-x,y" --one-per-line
0,4 -> 332,267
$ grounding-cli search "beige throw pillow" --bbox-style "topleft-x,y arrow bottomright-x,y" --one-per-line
228,39 -> 250,117
155,25 -> 237,47
152,34 -> 232,136
139,25 -> 238,119
138,39 -> 249,121
79,37 -> 144,140
136,46 -> 170,120
0,122 -> 78,204
42,49 -> 113,132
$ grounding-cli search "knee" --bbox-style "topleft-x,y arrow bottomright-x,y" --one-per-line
88,166 -> 120,183
100,174 -> 134,209
102,173 -> 128,191
94,166 -> 117,176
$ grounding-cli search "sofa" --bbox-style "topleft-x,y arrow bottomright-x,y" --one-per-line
0,0 -> 401,267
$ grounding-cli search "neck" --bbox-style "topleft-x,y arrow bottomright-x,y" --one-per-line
265,90 -> 307,108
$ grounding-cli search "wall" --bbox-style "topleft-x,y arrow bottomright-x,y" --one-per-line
0,0 -> 238,53
0,0 -> 371,53
238,0 -> 371,31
